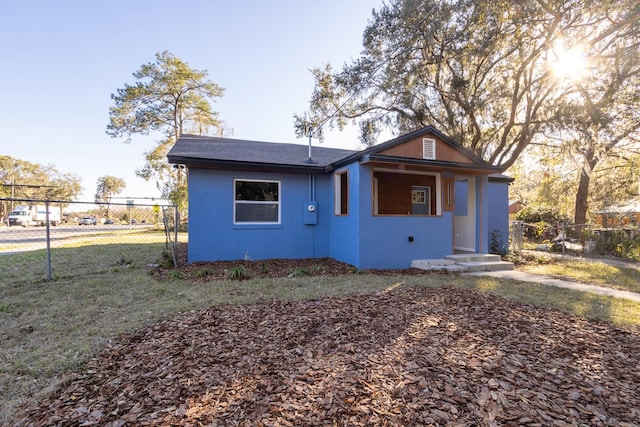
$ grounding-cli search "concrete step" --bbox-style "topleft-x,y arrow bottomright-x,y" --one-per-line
456,261 -> 515,272
445,253 -> 502,263
412,254 -> 514,273
411,259 -> 470,273
411,259 -> 456,268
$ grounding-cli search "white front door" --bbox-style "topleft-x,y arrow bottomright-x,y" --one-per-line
453,177 -> 476,252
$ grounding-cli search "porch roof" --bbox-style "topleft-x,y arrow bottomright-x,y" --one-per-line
359,153 -> 503,174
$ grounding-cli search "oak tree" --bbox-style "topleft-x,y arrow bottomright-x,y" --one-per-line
296,0 -> 640,176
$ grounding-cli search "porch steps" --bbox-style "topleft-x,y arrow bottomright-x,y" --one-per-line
411,254 -> 514,273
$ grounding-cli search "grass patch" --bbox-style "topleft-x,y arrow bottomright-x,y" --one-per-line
1,243 -> 639,423
0,231 -> 175,283
518,258 -> 640,293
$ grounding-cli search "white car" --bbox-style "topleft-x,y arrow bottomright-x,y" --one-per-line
78,216 -> 97,225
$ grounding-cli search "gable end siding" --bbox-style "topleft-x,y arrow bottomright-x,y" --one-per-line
378,135 -> 476,164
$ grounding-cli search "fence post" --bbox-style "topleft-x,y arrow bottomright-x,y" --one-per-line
45,200 -> 52,281
174,205 -> 179,248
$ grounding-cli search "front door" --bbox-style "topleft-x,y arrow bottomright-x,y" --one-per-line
453,177 -> 476,252
411,186 -> 430,215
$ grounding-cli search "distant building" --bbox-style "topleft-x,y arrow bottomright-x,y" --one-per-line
593,198 -> 640,228
509,199 -> 524,220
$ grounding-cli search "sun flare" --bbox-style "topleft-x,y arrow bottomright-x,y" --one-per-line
549,43 -> 588,81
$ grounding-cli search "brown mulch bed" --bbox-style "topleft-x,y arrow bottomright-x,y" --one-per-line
151,244 -> 430,281
16,287 -> 640,426
151,257 -> 360,281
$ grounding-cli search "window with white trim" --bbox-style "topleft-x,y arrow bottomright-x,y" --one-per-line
234,179 -> 280,224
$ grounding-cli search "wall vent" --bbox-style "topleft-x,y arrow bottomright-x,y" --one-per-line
422,138 -> 436,160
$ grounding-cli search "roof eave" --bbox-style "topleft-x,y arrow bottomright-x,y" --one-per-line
168,156 -> 327,174
361,154 -> 503,173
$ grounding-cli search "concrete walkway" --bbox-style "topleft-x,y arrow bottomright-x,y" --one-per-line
467,269 -> 640,303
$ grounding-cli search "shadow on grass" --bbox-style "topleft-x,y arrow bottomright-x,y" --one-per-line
11,275 -> 640,426
1,262 -> 638,424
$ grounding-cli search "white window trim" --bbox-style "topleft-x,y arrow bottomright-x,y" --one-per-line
233,178 -> 281,225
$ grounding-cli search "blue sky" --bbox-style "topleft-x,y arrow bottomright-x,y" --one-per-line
0,1 -> 382,201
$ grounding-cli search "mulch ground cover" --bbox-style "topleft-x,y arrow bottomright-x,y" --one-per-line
15,285 -> 640,426
151,244 -> 428,281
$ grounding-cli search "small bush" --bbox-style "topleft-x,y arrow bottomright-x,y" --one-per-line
194,267 -> 214,278
489,229 -> 508,256
226,265 -> 250,280
169,270 -> 184,280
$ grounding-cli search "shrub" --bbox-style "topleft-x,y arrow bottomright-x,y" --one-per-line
515,204 -> 571,225
226,265 -> 250,280
489,229 -> 508,256
194,267 -> 214,278
516,204 -> 572,240
169,270 -> 184,280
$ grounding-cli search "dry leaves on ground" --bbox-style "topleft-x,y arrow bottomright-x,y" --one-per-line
16,286 -> 640,426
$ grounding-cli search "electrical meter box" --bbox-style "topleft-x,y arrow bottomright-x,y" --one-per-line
303,202 -> 318,225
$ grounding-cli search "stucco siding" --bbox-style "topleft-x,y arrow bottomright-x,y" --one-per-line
187,168 -> 332,262
357,165 -> 454,269
328,163 -> 360,267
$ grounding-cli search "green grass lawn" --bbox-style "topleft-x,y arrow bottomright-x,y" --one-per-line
1,241 -> 639,424
517,257 -> 640,293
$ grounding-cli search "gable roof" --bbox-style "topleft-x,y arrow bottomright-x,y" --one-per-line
168,126 -> 503,174
167,134 -> 357,174
334,126 -> 500,172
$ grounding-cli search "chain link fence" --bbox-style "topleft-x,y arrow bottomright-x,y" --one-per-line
510,220 -> 640,260
0,198 -> 182,283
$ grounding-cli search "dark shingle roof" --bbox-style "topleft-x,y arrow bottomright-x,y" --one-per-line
168,134 -> 357,173
168,127 -> 505,174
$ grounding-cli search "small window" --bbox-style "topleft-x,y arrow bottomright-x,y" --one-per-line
234,179 -> 280,224
334,171 -> 349,215
411,189 -> 426,204
423,138 -> 436,160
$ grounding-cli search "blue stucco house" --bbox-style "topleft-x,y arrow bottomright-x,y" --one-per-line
167,126 -> 510,269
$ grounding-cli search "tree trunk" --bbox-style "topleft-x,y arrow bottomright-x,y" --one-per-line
574,155 -> 599,231
574,168 -> 591,227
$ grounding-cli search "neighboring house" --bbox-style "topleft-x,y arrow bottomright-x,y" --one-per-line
168,126 -> 509,269
593,198 -> 640,228
508,199 -> 524,220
